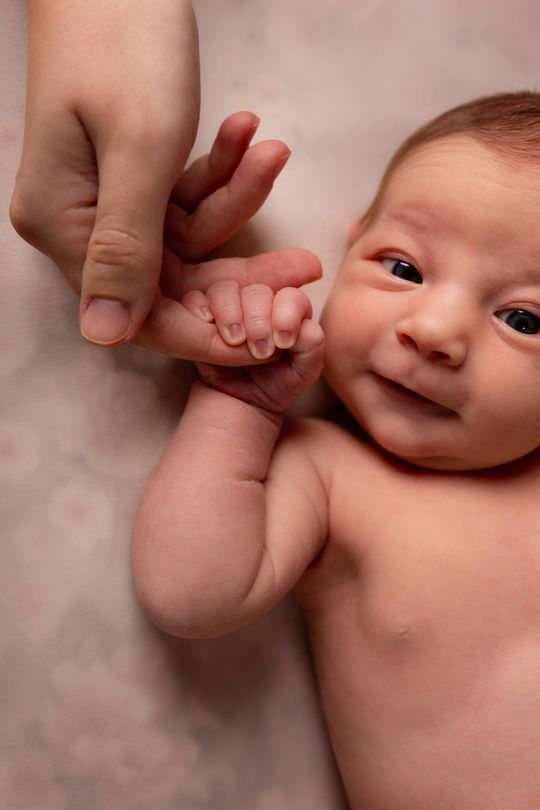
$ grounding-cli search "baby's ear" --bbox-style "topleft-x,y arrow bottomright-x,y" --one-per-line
348,217 -> 364,245
348,213 -> 372,245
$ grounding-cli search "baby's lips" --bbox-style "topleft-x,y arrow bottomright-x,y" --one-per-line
376,371 -> 459,413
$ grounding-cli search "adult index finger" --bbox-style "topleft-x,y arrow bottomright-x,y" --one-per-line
160,248 -> 323,300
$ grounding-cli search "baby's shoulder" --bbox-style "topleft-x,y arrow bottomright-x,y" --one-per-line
280,415 -> 389,484
280,415 -> 362,462
282,414 -> 350,445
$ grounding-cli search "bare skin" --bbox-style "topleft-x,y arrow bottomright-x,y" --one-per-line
132,137 -> 540,808
11,1 -> 317,357
11,0 -> 201,345
296,419 -> 540,808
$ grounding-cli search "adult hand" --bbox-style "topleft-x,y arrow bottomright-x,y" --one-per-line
135,111 -> 322,365
10,0 -> 200,345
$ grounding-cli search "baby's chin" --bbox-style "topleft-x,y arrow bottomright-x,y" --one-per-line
329,394 -> 538,473
358,425 -> 474,471
389,451 -> 487,472
358,429 -> 523,472
364,425 -> 540,473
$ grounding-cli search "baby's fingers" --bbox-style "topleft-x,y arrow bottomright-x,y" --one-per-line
250,318 -> 325,412
206,280 -> 246,345
272,287 -> 313,350
180,290 -> 214,323
285,319 -> 325,394
241,284 -> 275,360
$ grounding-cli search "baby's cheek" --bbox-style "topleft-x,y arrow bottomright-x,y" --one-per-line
324,307 -> 372,367
323,332 -> 361,385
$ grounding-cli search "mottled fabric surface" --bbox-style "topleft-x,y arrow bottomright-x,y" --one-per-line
2,1 -> 540,808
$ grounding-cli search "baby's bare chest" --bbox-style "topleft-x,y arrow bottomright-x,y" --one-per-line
298,457 -> 540,807
317,457 -> 540,643
305,481 -> 540,688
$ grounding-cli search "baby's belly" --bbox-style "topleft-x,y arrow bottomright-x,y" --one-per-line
300,587 -> 540,810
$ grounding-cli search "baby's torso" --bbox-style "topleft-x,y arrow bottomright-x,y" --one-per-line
295,421 -> 540,809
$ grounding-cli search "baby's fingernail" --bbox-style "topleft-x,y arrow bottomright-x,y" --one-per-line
81,298 -> 131,345
226,323 -> 245,343
249,338 -> 274,359
274,330 -> 293,349
200,307 -> 213,322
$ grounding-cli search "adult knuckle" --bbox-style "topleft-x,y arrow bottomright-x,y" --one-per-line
87,225 -> 149,273
9,180 -> 46,243
117,113 -> 184,157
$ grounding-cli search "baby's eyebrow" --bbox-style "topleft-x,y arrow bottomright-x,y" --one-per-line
371,207 -> 540,286
379,207 -> 437,235
503,265 -> 540,287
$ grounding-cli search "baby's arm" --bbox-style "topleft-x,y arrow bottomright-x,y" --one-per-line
132,285 -> 326,638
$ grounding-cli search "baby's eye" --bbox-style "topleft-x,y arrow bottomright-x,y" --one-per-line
497,308 -> 540,335
381,258 -> 423,284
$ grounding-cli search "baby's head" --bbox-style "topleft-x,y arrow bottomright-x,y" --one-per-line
321,92 -> 540,471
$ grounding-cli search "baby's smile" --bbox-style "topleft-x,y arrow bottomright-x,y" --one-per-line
372,372 -> 457,416
322,134 -> 540,469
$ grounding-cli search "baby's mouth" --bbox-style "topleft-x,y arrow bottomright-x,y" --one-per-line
375,374 -> 456,415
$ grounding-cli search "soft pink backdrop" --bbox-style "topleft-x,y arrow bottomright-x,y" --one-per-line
2,1 -> 540,807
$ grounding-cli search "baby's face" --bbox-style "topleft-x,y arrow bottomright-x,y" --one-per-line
321,135 -> 540,470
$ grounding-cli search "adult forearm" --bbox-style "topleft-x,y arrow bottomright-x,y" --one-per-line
132,383 -> 283,638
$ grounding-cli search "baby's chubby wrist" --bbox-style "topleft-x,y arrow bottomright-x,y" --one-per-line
179,382 -> 284,483
190,380 -> 284,434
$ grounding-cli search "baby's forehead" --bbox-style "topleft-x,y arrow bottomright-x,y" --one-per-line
347,136 -> 483,242
364,135 -> 540,237
380,135 -> 540,202
331,135 -> 540,295
383,136 -> 508,196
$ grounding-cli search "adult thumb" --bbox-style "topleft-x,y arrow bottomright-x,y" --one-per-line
79,142 -> 172,346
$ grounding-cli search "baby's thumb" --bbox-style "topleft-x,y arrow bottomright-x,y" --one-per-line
290,320 -> 325,388
79,146 -> 169,346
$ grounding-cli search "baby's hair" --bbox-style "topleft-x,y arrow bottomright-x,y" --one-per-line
393,90 -> 540,164
362,90 -> 540,226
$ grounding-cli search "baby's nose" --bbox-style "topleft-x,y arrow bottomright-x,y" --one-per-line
395,301 -> 468,367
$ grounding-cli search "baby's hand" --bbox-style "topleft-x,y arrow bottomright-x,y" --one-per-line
182,280 -> 313,359
183,282 -> 325,414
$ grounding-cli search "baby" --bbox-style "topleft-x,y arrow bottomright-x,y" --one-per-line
132,92 -> 540,809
